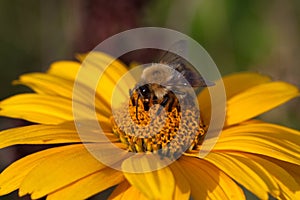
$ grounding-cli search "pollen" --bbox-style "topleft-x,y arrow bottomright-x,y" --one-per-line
111,98 -> 206,159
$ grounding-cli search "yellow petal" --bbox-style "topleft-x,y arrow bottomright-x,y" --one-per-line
46,59 -> 113,116
14,73 -> 74,98
46,61 -> 111,116
47,61 -> 80,80
0,122 -> 78,148
17,72 -> 113,117
0,94 -> 73,124
226,81 -> 299,126
122,157 -> 175,200
0,144 -> 81,196
108,181 -> 148,200
242,153 -> 300,200
198,72 -> 271,125
169,161 -> 191,200
204,152 -> 278,199
0,121 -> 116,149
273,161 -> 300,200
73,65 -> 123,116
20,72 -> 112,117
214,123 -> 300,165
73,82 -> 112,119
0,93 -> 110,124
19,144 -> 105,199
47,167 -> 124,200
221,72 -> 272,99
178,156 -> 245,200
272,159 -> 300,185
78,52 -> 135,107
76,52 -> 128,79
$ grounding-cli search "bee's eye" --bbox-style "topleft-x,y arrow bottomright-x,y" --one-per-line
139,85 -> 150,96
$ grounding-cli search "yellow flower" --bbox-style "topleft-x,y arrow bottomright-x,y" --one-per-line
0,52 -> 300,200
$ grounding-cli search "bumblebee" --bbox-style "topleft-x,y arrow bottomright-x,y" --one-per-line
129,40 -> 215,120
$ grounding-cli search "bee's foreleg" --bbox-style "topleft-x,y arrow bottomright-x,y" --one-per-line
129,89 -> 136,106
143,101 -> 150,111
131,96 -> 136,106
136,93 -> 140,120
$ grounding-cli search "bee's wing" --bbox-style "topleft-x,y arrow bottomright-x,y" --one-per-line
158,40 -> 188,65
158,40 -> 215,87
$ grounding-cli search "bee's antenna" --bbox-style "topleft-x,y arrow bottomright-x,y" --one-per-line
136,93 -> 140,121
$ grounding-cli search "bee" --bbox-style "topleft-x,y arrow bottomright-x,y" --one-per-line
129,40 -> 215,120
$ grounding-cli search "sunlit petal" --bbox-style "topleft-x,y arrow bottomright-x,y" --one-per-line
243,153 -> 300,200
47,61 -> 80,80
0,122 -> 79,148
0,121 -> 118,149
0,94 -> 73,124
213,122 -> 300,165
47,167 -> 124,200
14,73 -> 74,98
108,181 -> 148,200
198,72 -> 271,125
81,52 -> 135,107
226,81 -> 299,126
169,161 -> 191,200
122,158 -> 175,200
19,144 -> 105,199
204,152 -> 278,199
0,145 -> 81,196
14,73 -> 115,116
178,156 -> 245,200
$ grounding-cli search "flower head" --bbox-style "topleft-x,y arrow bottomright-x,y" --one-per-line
0,52 -> 300,200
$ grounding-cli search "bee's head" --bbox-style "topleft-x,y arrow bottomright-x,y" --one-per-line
129,84 -> 151,106
129,84 -> 152,121
137,84 -> 151,99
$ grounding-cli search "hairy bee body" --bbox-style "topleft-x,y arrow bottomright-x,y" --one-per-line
130,83 -> 180,114
129,41 -> 214,120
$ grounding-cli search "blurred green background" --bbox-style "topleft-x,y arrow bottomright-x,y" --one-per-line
0,0 -> 299,199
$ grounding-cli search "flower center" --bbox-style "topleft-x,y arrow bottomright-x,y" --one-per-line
111,96 -> 206,158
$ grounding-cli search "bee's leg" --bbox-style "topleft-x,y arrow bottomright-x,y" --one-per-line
152,95 -> 158,104
156,95 -> 169,116
129,89 -> 136,106
167,96 -> 175,112
177,103 -> 181,112
145,94 -> 155,111
143,101 -> 150,111
136,93 -> 140,120
161,95 -> 169,107
174,98 -> 181,112
131,95 -> 136,106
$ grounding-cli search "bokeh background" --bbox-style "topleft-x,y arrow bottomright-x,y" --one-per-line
0,0 -> 299,199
